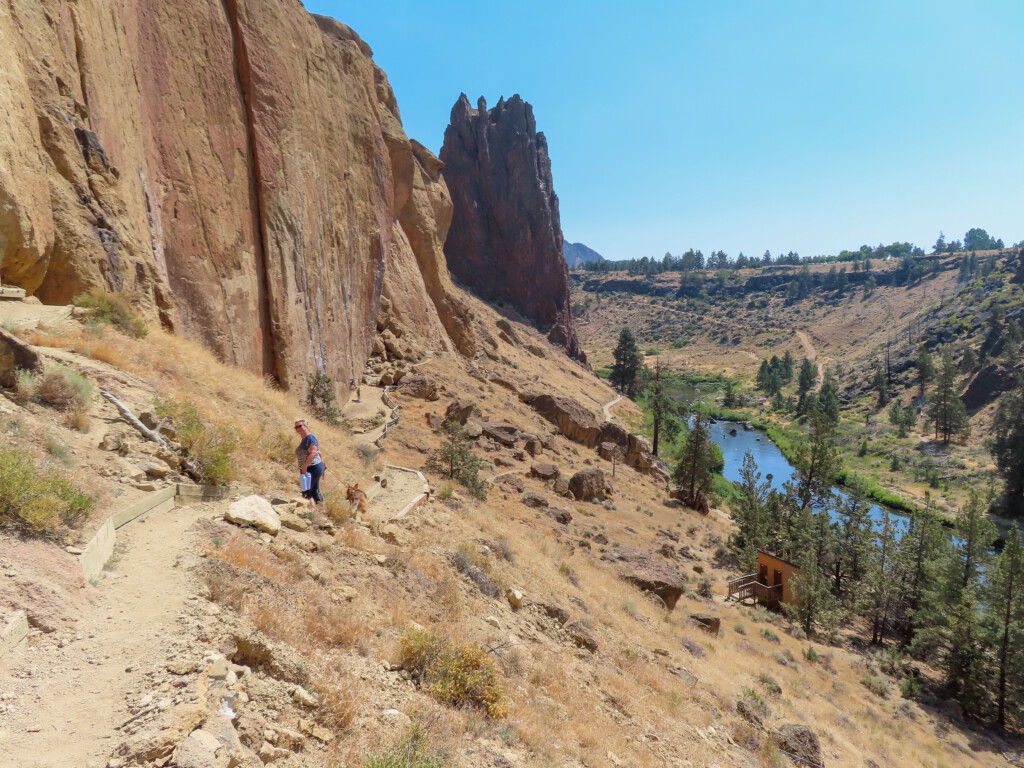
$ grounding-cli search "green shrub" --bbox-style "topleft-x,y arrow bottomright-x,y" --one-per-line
424,425 -> 486,500
900,673 -> 921,700
803,646 -> 819,663
757,672 -> 782,696
156,399 -> 238,485
400,629 -> 507,718
760,627 -> 781,644
12,369 -> 37,404
73,289 -> 148,338
0,447 -> 93,533
305,370 -> 340,425
733,622 -> 746,635
861,671 -> 891,698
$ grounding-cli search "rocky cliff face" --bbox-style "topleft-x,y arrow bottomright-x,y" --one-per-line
0,0 -> 473,391
440,95 -> 586,363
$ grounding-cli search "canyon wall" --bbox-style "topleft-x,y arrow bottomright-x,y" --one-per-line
440,94 -> 585,363
0,0 -> 472,391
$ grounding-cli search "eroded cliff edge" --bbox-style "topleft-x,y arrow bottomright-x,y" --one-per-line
440,94 -> 586,364
0,0 -> 473,390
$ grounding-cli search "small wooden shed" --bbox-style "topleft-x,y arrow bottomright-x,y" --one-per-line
727,551 -> 802,608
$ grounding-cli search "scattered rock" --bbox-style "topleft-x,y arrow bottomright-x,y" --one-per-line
526,394 -> 601,447
116,701 -> 207,762
291,685 -> 318,708
530,462 -> 559,480
737,698 -> 763,726
279,512 -> 309,532
568,468 -> 611,501
605,547 -> 686,609
565,620 -> 598,653
482,421 -> 519,446
166,659 -> 198,676
690,614 -> 720,634
520,491 -> 549,509
258,741 -> 292,763
773,724 -> 823,767
378,523 -> 406,545
539,602 -> 570,625
444,398 -> 477,426
172,729 -> 225,768
397,374 -> 438,400
484,615 -> 501,629
552,477 -> 571,497
298,718 -> 334,743
224,496 -> 281,535
506,589 -> 524,609
495,473 -> 525,493
552,509 -> 572,526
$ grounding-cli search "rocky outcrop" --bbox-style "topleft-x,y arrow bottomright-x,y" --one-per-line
0,2 -> 470,396
0,328 -> 43,389
602,546 -> 687,610
440,94 -> 585,363
526,394 -> 602,447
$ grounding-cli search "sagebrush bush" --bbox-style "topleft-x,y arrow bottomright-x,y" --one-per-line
73,289 -> 148,338
400,628 -> 507,718
36,366 -> 92,412
861,671 -> 891,698
0,447 -> 93,533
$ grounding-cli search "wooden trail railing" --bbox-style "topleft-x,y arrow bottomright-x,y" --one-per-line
374,386 -> 400,449
727,573 -> 783,604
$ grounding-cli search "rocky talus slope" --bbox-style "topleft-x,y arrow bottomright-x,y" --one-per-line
440,94 -> 586,363
0,0 -> 473,390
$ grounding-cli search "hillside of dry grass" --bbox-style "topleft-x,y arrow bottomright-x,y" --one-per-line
1,288 -> 1021,767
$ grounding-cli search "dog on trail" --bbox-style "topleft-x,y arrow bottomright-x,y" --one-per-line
346,484 -> 369,518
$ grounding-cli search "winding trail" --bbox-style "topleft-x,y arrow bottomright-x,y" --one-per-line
0,502 -> 208,768
796,330 -> 826,388
603,393 -> 624,422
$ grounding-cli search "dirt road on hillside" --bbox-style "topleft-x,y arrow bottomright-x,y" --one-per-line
796,330 -> 826,387
603,393 -> 623,421
0,503 -> 209,768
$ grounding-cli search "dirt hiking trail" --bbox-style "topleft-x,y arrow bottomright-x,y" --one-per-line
0,502 -> 210,768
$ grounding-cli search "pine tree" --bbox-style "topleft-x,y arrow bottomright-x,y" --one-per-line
945,586 -> 989,717
833,498 -> 873,600
927,349 -> 969,443
648,359 -> 677,456
797,358 -> 816,396
610,328 -> 642,397
864,510 -> 902,645
992,373 -> 1024,517
786,550 -> 840,636
792,411 -> 840,511
917,345 -> 935,400
729,451 -> 773,573
672,412 -> 715,512
817,373 -> 840,424
893,501 -> 948,645
872,362 -> 889,408
986,526 -> 1024,729
781,350 -> 795,381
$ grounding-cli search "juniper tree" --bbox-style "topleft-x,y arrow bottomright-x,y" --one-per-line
872,363 -> 889,408
816,373 -> 840,424
786,550 -> 840,636
833,498 -> 874,600
864,510 -> 902,645
927,349 -> 969,443
986,526 -> 1024,729
672,411 -> 715,511
797,358 -> 816,396
992,373 -> 1024,517
792,411 -> 840,511
916,345 -> 935,399
728,450 -> 773,573
893,501 -> 948,646
610,328 -> 642,397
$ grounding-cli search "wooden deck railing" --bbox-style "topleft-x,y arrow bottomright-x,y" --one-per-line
727,574 -> 783,604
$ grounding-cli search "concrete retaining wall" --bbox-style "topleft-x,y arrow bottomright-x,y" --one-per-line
79,484 -> 252,583
0,611 -> 29,659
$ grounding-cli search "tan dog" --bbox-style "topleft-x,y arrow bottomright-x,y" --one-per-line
346,484 -> 369,518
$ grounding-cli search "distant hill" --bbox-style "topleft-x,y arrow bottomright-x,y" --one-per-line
563,241 -> 606,267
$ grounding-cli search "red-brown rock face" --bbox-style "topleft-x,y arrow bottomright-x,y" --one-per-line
440,95 -> 586,363
0,0 -> 472,392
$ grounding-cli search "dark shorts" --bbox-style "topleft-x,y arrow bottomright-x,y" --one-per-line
302,461 -> 325,502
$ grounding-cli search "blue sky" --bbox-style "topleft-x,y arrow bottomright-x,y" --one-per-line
303,1 -> 1023,261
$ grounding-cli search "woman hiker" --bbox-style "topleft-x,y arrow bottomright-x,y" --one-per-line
294,418 -> 326,511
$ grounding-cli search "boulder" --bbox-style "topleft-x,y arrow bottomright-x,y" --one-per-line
569,468 -> 611,501
116,702 -> 208,762
520,491 -> 549,509
0,328 -> 43,389
495,473 -> 525,493
444,398 -> 477,426
565,620 -> 597,652
690,614 -> 721,634
527,394 -> 601,447
530,462 -> 560,481
552,509 -> 572,525
598,442 -> 620,461
552,477 -> 571,497
773,724 -> 822,767
604,546 -> 686,610
224,496 -> 281,535
482,421 -> 519,446
171,730 -> 227,768
398,374 -> 438,400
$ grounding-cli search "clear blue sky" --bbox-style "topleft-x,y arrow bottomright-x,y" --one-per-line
303,1 -> 1023,261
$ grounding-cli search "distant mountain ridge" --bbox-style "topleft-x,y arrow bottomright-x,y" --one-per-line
564,242 -> 606,266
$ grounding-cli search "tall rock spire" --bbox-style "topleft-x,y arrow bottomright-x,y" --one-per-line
440,94 -> 586,363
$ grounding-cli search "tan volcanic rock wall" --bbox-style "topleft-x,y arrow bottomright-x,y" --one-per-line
0,0 -> 471,392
